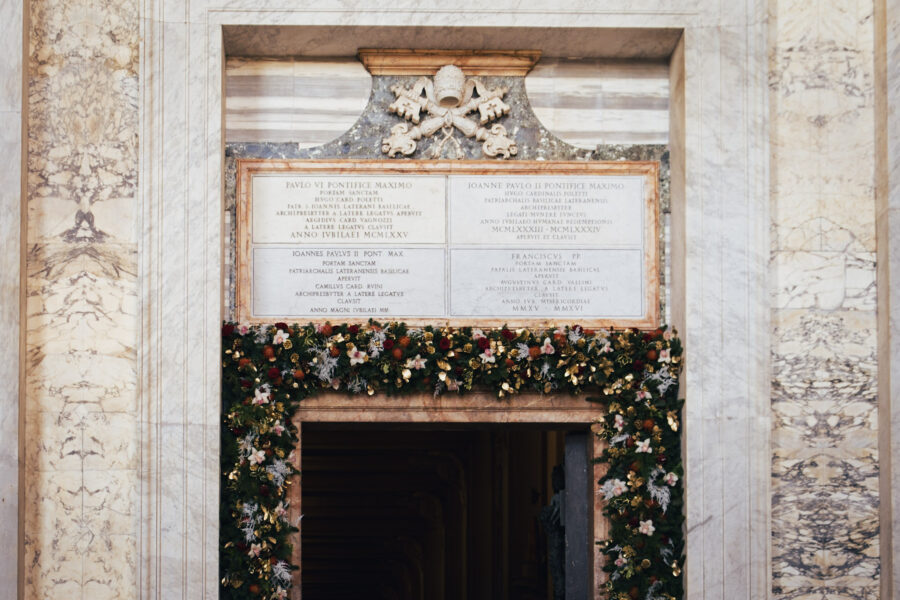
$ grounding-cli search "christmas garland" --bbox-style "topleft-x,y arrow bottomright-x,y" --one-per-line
220,320 -> 683,599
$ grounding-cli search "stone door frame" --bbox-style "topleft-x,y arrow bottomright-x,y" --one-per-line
138,4 -> 770,598
290,392 -> 608,599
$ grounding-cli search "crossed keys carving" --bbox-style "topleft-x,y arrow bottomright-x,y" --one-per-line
381,65 -> 518,159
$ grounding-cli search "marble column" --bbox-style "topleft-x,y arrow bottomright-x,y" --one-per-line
770,1 -> 881,598
0,2 -> 23,598
23,0 -> 140,598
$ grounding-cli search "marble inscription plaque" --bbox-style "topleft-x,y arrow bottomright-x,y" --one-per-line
237,160 -> 659,327
253,247 -> 445,318
450,249 -> 643,318
449,175 -> 643,247
251,174 -> 445,245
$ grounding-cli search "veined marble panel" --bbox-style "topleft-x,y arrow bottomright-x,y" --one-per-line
770,0 -> 880,598
225,56 -> 671,148
225,57 -> 372,146
526,58 -> 669,147
24,0 -> 140,598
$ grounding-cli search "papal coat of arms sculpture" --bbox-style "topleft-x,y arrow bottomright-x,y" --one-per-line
381,64 -> 518,159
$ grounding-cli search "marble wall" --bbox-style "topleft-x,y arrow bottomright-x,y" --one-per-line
23,0 -> 139,598
0,1 -> 22,598
877,0 -> 900,597
7,0 -> 891,598
769,1 -> 881,598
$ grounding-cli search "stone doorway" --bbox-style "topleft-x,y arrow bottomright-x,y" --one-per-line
290,394 -> 607,600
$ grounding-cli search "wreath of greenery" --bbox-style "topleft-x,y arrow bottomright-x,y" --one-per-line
220,320 -> 683,599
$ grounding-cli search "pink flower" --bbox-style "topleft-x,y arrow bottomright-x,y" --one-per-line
248,543 -> 262,557
615,555 -> 627,567
472,328 -> 486,340
601,478 -> 628,499
664,472 -> 679,486
405,354 -> 427,370
348,347 -> 366,365
253,388 -> 271,405
273,329 -> 290,345
635,438 -> 652,453
274,501 -> 288,519
540,337 -> 555,355
272,421 -> 285,436
614,414 -> 626,431
639,519 -> 655,536
659,349 -> 671,363
636,390 -> 650,401
249,450 -> 266,466
479,348 -> 496,363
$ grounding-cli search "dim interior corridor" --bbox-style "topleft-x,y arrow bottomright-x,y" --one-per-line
300,425 -> 587,600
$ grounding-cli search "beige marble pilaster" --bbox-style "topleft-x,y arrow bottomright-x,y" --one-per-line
0,1 -> 23,598
770,1 -> 880,598
23,0 -> 140,598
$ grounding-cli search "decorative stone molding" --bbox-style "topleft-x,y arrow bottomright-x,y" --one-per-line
382,64 -> 517,158
358,49 -> 541,76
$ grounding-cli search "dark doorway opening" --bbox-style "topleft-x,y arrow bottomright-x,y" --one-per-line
300,424 -> 591,600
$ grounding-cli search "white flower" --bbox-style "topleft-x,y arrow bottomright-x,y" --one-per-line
272,421 -> 285,436
273,329 -> 290,345
635,438 -> 652,453
600,478 -> 628,499
249,449 -> 266,466
274,589 -> 288,599
274,501 -> 288,520
253,387 -> 271,405
314,351 -> 339,382
663,330 -> 672,341
541,337 -> 555,355
266,459 -> 291,487
272,560 -> 292,584
638,519 -> 655,536
249,543 -> 262,557
515,342 -> 530,361
368,331 -> 385,358
659,349 -> 671,363
636,390 -> 650,401
613,414 -> 626,431
664,472 -> 679,486
479,348 -> 496,363
597,338 -> 612,354
405,354 -> 427,370
348,347 -> 366,365
614,555 -> 627,567
472,328 -> 486,340
647,467 -> 672,513
239,433 -> 256,455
